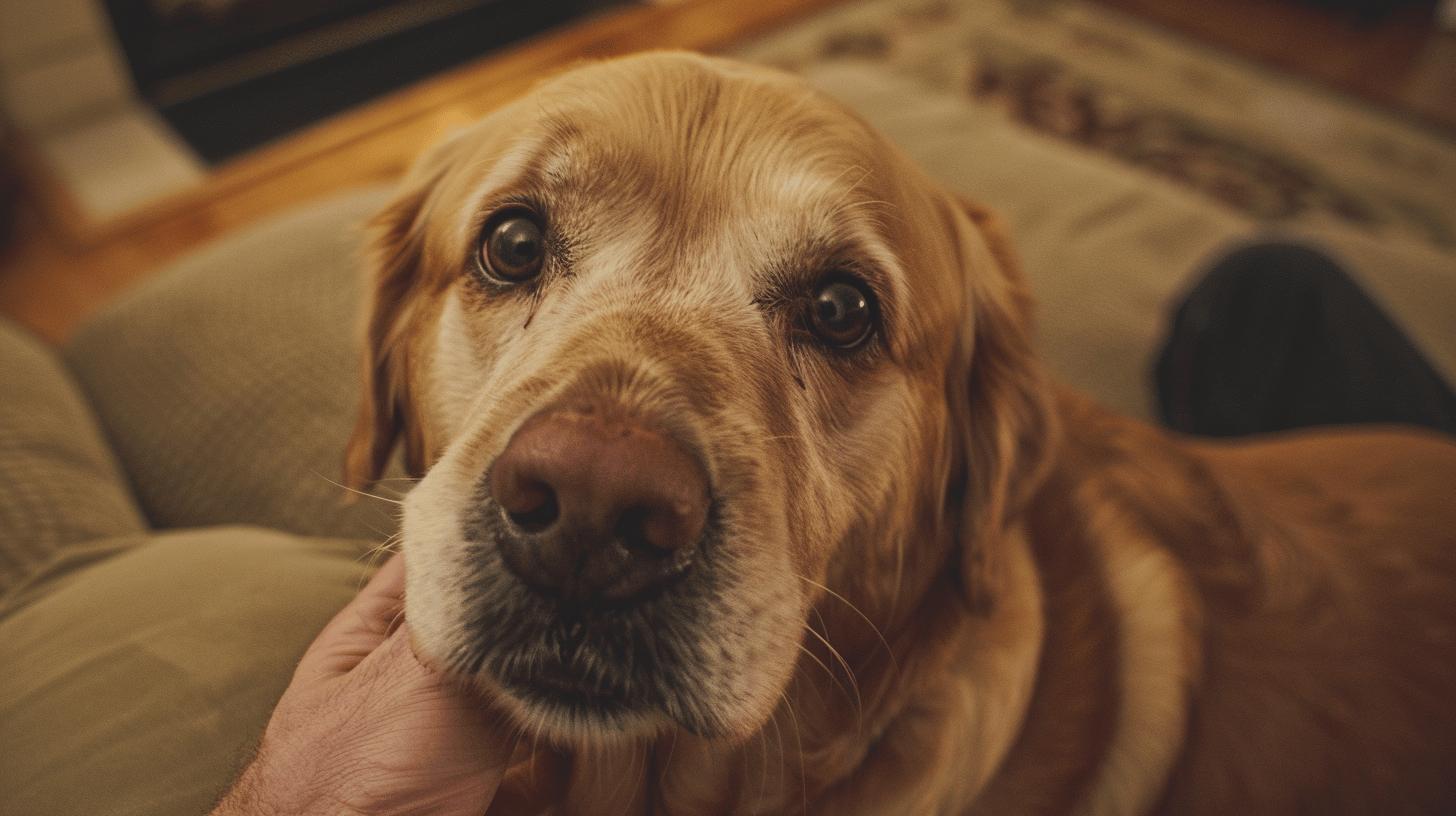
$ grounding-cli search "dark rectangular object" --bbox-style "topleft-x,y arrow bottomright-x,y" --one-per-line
101,0 -> 615,163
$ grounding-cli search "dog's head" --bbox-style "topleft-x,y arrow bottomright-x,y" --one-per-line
345,52 -> 1054,743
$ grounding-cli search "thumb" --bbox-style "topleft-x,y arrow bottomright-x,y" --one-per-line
294,553 -> 407,683
351,624 -> 519,799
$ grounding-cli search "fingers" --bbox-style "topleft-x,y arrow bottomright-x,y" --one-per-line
294,553 -> 408,682
250,619 -> 518,816
359,549 -> 408,601
323,626 -> 517,813
359,625 -> 521,773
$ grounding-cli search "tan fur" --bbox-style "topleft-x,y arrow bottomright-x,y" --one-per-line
346,52 -> 1456,814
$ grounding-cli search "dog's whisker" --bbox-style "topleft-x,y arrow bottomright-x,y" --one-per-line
769,694 -> 789,808
528,707 -> 548,783
797,574 -> 901,679
384,606 -> 406,636
357,533 -> 402,564
753,718 -> 771,810
312,470 -> 406,505
781,693 -> 809,816
352,533 -> 405,591
799,622 -> 865,729
794,642 -> 840,696
889,533 -> 907,637
599,740 -> 633,816
659,728 -> 680,788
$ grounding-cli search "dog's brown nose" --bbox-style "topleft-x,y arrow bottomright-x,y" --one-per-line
489,408 -> 709,602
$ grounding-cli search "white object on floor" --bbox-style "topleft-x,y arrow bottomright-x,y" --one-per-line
0,0 -> 205,231
38,109 -> 206,222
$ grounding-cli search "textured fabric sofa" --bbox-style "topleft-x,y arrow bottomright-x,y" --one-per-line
0,189 -> 400,815
2,62 -> 1451,815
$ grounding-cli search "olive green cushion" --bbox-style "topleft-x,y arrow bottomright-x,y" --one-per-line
0,527 -> 371,816
0,319 -> 145,595
0,190 -> 397,815
62,187 -> 401,541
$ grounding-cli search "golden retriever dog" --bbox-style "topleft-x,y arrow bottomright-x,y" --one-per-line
343,51 -> 1456,814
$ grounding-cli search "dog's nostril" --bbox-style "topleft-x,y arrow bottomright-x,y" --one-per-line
503,482 -> 560,532
616,504 -> 699,556
614,507 -> 672,556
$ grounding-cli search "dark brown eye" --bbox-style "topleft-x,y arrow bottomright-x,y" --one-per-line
809,278 -> 876,349
479,210 -> 544,282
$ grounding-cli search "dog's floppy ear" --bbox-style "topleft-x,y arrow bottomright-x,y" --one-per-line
342,135 -> 469,490
942,194 -> 1059,614
342,184 -> 434,490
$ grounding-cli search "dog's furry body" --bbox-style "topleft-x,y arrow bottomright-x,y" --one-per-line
345,52 -> 1456,814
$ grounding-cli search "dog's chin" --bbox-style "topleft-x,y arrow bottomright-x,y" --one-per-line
456,639 -> 745,744
484,663 -> 678,744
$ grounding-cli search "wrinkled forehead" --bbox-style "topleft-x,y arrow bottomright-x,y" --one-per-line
427,56 -> 967,356
465,59 -> 908,255
540,87 -> 878,210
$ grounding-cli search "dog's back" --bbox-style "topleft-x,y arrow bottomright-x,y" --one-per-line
1044,389 -> 1456,814
1151,427 -> 1456,814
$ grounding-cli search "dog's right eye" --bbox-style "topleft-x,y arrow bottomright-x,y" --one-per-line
478,209 -> 545,283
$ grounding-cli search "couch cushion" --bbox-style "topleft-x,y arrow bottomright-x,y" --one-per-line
0,526 -> 372,816
0,318 -> 145,595
64,188 -> 403,541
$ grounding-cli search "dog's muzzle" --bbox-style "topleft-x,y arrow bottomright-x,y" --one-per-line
445,398 -> 737,734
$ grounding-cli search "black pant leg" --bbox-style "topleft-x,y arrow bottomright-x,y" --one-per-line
1154,242 -> 1456,437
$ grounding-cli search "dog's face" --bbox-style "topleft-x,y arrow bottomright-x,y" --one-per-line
346,53 -> 1050,743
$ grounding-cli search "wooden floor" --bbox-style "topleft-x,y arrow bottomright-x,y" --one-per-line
1,0 -> 1452,344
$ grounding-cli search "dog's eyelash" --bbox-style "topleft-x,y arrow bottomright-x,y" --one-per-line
786,343 -> 808,391
522,286 -> 546,329
469,192 -> 549,237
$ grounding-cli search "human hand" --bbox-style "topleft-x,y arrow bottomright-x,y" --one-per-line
211,554 -> 514,815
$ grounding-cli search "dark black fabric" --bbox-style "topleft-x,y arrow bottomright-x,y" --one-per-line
1154,241 -> 1456,438
149,0 -> 618,164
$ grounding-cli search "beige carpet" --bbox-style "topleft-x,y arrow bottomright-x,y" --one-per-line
732,0 -> 1456,419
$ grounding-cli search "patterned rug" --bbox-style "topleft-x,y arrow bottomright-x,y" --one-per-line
736,0 -> 1456,250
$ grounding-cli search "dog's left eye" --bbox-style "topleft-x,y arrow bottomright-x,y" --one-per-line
478,209 -> 545,283
809,278 -> 876,349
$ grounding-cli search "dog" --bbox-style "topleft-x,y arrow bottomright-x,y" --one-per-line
343,51 -> 1456,814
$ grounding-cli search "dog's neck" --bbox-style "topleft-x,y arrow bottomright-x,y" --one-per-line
969,421 -> 1203,816
662,532 -> 1045,816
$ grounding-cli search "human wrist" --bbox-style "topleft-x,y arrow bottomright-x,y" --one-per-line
210,748 -> 341,816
